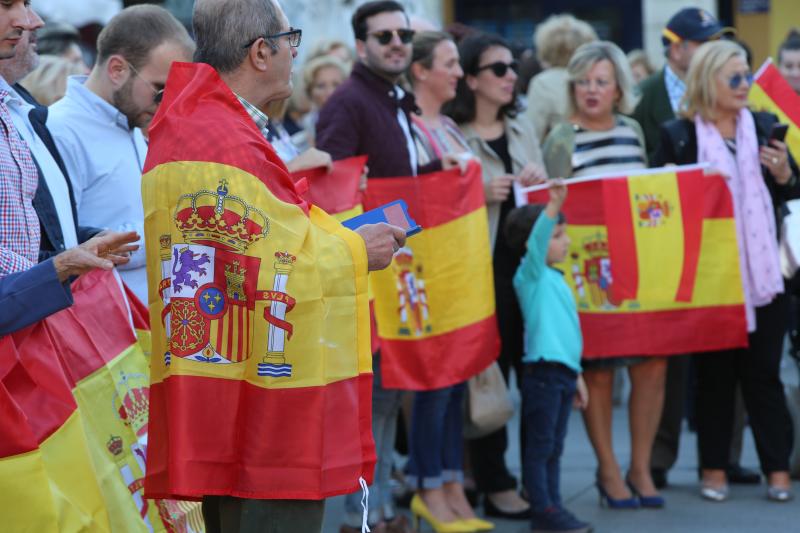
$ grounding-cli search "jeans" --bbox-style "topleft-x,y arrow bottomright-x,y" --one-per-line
521,362 -> 577,515
344,353 -> 403,527
405,383 -> 466,488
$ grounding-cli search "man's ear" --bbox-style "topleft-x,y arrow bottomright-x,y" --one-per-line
355,39 -> 367,63
247,39 -> 272,73
106,55 -> 130,89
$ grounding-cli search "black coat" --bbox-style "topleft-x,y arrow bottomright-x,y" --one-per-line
651,110 -> 800,230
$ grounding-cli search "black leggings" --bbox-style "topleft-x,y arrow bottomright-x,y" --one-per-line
695,294 -> 793,473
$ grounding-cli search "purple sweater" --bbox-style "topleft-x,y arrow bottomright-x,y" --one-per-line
316,62 -> 441,178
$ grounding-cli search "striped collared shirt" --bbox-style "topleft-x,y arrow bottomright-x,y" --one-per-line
663,65 -> 686,114
236,95 -> 270,138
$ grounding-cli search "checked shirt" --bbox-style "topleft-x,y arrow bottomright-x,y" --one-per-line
0,90 -> 40,275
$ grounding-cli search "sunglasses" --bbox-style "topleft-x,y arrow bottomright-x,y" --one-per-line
368,28 -> 415,45
128,62 -> 164,104
475,60 -> 519,77
728,72 -> 754,89
242,28 -> 303,49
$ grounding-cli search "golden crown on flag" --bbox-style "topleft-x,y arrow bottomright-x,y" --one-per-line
113,372 -> 150,439
582,234 -> 609,257
174,179 -> 270,252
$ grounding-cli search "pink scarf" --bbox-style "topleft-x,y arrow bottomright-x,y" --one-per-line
695,110 -> 783,332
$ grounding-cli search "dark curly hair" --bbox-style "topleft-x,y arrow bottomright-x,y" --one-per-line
443,32 -> 520,125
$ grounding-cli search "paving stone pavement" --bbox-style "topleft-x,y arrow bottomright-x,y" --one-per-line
323,353 -> 800,533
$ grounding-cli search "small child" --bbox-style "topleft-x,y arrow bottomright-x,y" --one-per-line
504,179 -> 591,533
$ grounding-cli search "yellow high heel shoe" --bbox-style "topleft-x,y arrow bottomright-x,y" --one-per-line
410,494 -> 475,532
458,517 -> 494,531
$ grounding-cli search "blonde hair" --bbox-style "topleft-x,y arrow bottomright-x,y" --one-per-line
307,39 -> 354,64
534,14 -> 597,68
680,40 -> 747,121
302,55 -> 348,98
627,49 -> 654,77
566,41 -> 638,116
19,55 -> 85,106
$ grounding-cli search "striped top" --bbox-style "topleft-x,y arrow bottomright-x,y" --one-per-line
411,115 -> 471,166
570,120 -> 647,177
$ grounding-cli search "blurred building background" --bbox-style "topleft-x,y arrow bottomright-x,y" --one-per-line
32,0 -> 800,72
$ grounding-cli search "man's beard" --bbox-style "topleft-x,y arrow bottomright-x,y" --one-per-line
112,77 -> 143,130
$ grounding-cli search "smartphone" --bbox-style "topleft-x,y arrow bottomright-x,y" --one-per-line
769,123 -> 789,144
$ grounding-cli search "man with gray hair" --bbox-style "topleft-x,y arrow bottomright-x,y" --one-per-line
141,1 -> 406,532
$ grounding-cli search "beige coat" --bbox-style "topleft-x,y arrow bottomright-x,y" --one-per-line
460,114 -> 544,250
525,67 -> 570,142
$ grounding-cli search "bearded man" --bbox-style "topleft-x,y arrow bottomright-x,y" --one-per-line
47,5 -> 194,302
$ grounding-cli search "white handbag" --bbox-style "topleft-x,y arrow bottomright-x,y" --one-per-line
780,199 -> 800,279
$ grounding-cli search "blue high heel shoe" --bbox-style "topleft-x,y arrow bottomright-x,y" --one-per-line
596,478 -> 640,509
625,475 -> 665,508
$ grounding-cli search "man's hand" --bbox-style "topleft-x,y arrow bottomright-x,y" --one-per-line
286,147 -> 333,173
484,175 -> 514,203
53,230 -> 140,282
573,374 -> 589,410
355,223 -> 406,271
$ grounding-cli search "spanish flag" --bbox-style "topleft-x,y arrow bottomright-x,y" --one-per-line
290,155 -> 367,222
364,162 -> 500,389
142,62 -> 375,501
750,58 -> 800,161
0,269 -> 203,532
525,166 -> 747,358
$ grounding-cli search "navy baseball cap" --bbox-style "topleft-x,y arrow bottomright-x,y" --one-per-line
662,8 -> 735,45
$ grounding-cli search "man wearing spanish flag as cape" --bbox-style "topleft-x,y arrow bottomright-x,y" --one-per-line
142,1 -> 406,531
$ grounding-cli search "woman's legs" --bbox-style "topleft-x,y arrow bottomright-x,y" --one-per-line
582,367 -> 631,498
627,357 -> 667,496
406,386 -> 459,522
738,295 -> 793,488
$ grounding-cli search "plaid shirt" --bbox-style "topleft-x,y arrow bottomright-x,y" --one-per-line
664,65 -> 686,114
236,95 -> 270,139
0,90 -> 40,276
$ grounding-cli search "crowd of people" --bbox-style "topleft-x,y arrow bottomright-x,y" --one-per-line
2,1 -> 800,533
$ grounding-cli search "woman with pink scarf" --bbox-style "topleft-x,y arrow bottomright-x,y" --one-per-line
652,40 -> 800,503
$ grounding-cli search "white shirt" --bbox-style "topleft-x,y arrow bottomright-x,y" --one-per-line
48,75 -> 149,302
663,65 -> 686,115
394,85 -> 418,176
0,77 -> 78,250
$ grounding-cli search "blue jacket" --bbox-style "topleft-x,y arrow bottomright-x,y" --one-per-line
0,259 -> 72,335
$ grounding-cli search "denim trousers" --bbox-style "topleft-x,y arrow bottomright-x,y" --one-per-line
343,353 -> 403,527
405,382 -> 466,488
520,362 -> 577,514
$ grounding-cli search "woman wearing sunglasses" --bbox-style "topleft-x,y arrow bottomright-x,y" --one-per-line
542,41 -> 670,511
652,40 -> 800,503
402,30 -> 491,533
445,32 -> 546,523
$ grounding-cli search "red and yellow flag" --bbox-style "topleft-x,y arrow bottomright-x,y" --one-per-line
0,269 -> 203,532
525,166 -> 747,358
142,62 -> 374,501
750,58 -> 800,161
363,162 -> 500,389
290,155 -> 367,222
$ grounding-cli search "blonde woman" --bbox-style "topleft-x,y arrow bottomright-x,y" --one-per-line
627,49 -> 654,85
295,55 -> 348,148
525,14 -> 597,141
542,41 -> 666,510
19,55 -> 85,106
652,40 -> 800,502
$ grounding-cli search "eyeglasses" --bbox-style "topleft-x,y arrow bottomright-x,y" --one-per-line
475,60 -> 519,77
242,27 -> 303,50
368,28 -> 415,45
128,62 -> 164,104
727,72 -> 754,89
574,78 -> 614,90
